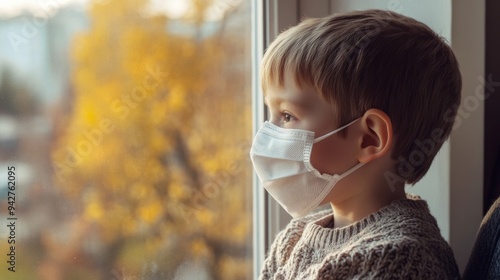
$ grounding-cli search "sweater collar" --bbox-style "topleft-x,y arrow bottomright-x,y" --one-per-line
301,193 -> 430,248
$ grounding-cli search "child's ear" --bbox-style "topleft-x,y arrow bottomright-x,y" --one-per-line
357,108 -> 393,163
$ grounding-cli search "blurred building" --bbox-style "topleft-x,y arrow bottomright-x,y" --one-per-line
0,4 -> 88,105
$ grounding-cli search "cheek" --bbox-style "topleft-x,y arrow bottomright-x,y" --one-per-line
310,136 -> 356,175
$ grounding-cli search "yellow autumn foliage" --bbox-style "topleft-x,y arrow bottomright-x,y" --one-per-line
50,0 -> 252,278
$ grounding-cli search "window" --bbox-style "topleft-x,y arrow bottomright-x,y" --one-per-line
0,0 -> 253,279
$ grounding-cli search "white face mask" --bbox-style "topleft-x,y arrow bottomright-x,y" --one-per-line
249,118 -> 364,218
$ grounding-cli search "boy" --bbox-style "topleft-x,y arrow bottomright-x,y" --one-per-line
250,9 -> 461,279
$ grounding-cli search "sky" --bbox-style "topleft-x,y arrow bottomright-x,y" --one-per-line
0,0 -> 83,17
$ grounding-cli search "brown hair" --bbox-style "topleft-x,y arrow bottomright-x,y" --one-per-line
261,9 -> 461,184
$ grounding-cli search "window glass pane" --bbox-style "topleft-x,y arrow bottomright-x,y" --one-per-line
0,0 -> 253,279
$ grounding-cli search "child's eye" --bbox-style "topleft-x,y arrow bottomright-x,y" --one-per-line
282,112 -> 296,123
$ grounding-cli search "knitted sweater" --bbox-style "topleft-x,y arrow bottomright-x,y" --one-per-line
463,196 -> 500,279
259,194 -> 460,279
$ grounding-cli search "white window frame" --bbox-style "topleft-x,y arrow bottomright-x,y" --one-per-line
252,1 -> 300,277
251,1 -> 267,277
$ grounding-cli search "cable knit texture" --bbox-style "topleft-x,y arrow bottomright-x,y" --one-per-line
259,194 -> 460,279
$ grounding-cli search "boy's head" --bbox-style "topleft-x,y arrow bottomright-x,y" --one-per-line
261,9 -> 461,185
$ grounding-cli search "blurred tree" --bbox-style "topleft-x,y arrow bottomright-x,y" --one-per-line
50,0 -> 252,279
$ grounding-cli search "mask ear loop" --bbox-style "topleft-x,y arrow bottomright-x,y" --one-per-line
313,118 -> 361,143
335,162 -> 365,179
